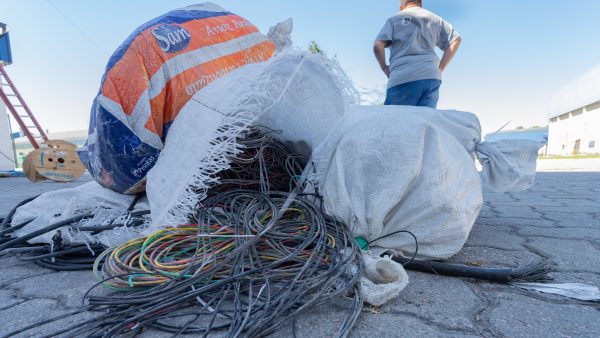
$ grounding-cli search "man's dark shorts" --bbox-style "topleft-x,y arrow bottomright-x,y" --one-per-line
384,79 -> 441,108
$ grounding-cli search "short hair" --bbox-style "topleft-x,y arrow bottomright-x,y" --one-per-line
401,0 -> 422,6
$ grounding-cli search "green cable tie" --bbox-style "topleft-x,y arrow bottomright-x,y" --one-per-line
355,236 -> 369,251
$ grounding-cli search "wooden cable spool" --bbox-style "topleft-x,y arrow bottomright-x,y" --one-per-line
23,140 -> 87,183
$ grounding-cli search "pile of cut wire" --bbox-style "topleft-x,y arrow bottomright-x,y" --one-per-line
0,195 -> 148,271
56,191 -> 362,337
0,128 -> 304,271
2,127 -> 364,337
212,127 -> 308,193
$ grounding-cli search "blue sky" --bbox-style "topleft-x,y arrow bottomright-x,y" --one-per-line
2,0 -> 600,134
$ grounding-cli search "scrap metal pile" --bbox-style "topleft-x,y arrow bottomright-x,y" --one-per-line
0,3 -> 553,337
0,128 -> 363,337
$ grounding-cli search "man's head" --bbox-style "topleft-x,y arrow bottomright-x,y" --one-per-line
401,0 -> 422,10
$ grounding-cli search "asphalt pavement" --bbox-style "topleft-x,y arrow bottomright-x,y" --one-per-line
1,165 -> 599,337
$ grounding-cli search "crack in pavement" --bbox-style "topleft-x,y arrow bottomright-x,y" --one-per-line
520,234 -> 600,249
550,268 -> 600,276
463,244 -> 526,252
10,286 -> 71,309
521,239 -> 553,262
464,281 -> 497,337
0,299 -> 29,311
386,309 -> 480,335
0,271 -> 57,290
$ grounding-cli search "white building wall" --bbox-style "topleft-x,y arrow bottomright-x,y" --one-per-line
0,101 -> 15,171
548,64 -> 600,156
547,103 -> 600,156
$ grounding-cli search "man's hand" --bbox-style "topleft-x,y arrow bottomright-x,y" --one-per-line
382,65 -> 390,78
439,36 -> 461,72
373,40 -> 390,78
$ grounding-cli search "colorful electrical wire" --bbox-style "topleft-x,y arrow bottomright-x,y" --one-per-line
2,128 -> 364,338
70,191 -> 363,337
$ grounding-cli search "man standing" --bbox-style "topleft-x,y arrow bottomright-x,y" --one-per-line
374,0 -> 461,108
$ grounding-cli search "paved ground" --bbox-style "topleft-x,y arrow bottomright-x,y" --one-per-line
1,169 -> 599,337
537,158 -> 600,172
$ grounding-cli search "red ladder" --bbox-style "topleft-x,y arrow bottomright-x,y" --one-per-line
0,63 -> 48,149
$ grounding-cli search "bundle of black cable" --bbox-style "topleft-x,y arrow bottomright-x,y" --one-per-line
211,127 -> 308,194
0,127 -> 303,270
8,191 -> 363,338
2,128 -> 364,337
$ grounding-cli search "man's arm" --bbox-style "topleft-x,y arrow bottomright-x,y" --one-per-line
439,36 -> 461,72
373,40 -> 389,77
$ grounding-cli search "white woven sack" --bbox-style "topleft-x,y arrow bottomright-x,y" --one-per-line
145,52 -> 357,229
476,139 -> 542,192
12,181 -> 149,248
360,251 -> 409,306
313,105 -> 484,260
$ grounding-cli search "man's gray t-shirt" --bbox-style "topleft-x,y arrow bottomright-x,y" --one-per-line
376,7 -> 459,88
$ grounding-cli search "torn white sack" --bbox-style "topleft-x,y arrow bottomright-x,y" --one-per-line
515,283 -> 600,302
